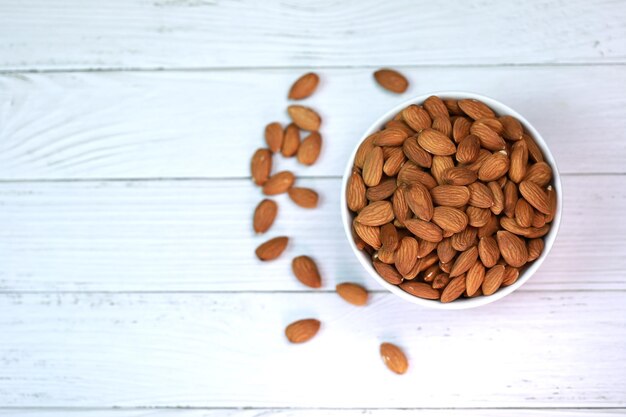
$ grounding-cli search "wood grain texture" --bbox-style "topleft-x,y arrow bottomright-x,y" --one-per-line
1,0 -> 625,70
0,175 -> 623,292
2,410 -> 625,416
0,291 -> 624,407
1,67 -> 626,179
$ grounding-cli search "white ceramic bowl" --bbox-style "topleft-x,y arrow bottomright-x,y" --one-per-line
341,91 -> 563,309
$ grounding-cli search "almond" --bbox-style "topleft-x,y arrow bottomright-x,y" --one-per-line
406,183 -> 434,221
383,147 -> 406,176
500,216 -> 532,236
509,140 -> 528,183
386,120 -> 415,136
392,186 -> 412,226
431,156 -> 455,185
450,246 -> 478,277
336,283 -> 368,306
424,95 -> 449,119
468,182 -> 495,208
452,117 -> 472,143
292,255 -> 322,288
431,185 -> 470,207
400,281 -> 440,300
376,247 -> 396,264
523,133 -> 544,162
471,121 -> 506,151
282,123 -> 300,157
380,342 -> 409,374
403,136 -> 433,168
363,146 -> 384,187
381,223 -> 399,251
439,260 -> 452,273
519,181 -> 551,214
432,206 -> 468,233
451,226 -> 477,251
532,212 -> 547,228
524,162 -> 553,187
264,122 -> 284,153
253,199 -> 278,233
347,171 -> 367,212
478,152 -> 510,182
402,105 -> 431,132
437,237 -> 457,263
482,265 -> 505,295
501,266 -> 520,286
288,72 -> 319,100
466,206 -> 491,227
297,131 -> 322,165
515,198 -> 534,228
526,224 -> 551,239
432,116 -> 452,138
355,134 -> 377,168
374,69 -> 409,94
445,99 -> 463,115
366,178 -> 397,201
432,272 -> 451,289
285,318 -> 320,343
501,181 -> 517,219
288,187 -> 319,208
262,171 -> 295,195
355,201 -> 394,226
395,237 -> 420,276
440,274 -> 467,303
418,128 -> 456,156
417,239 -> 438,258
456,134 -> 481,163
397,162 -> 437,189
255,236 -> 289,261
499,115 -> 523,140
442,167 -> 477,186
251,148 -> 272,186
478,236 -> 500,268
422,264 -> 440,282
496,230 -> 528,267
488,181 -> 505,215
458,99 -> 495,120
527,238 -> 544,262
545,186 -> 557,223
373,259 -> 403,284
478,214 -> 500,238
375,127 -> 409,146
405,219 -> 443,243
353,221 -> 382,249
466,260 -> 485,296
477,117 -> 505,135
287,105 -> 321,131
464,148 -> 491,172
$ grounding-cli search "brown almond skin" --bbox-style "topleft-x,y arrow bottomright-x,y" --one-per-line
380,342 -> 409,374
432,116 -> 452,138
374,69 -> 409,94
456,134 -> 481,163
527,238 -> 545,262
524,162 -> 553,187
354,221 -> 382,249
285,318 -> 320,343
287,105 -> 321,131
251,148 -> 272,186
471,122 -> 506,151
418,128 -> 456,156
502,266 -> 520,286
292,255 -> 322,288
442,167 -> 477,186
453,117 -> 472,143
478,236 -> 500,268
395,237 -> 420,276
500,115 -> 523,140
404,219 -> 444,243
466,260 -> 485,296
468,182 -> 495,208
503,180 -> 519,218
432,206 -> 468,234
282,123 -> 300,157
400,281 -> 440,300
366,178 -> 397,201
519,181 -> 551,214
288,72 -> 319,100
262,171 -> 295,195
437,237 -> 457,263
380,223 -> 399,251
451,226 -> 478,252
297,131 -> 322,165
515,198 -> 534,228
431,156 -> 455,185
363,146 -> 384,187
255,236 -> 289,261
265,122 -> 284,153
355,201 -> 394,226
478,152 -> 510,182
482,265 -> 505,295
466,206 -> 491,227
496,230 -> 529,268
288,187 -> 319,209
509,140 -> 529,183
431,185 -> 471,207
373,259 -> 403,285
383,147 -> 407,176
402,105 -> 432,132
458,99 -> 495,120
523,133 -> 544,162
450,246 -> 478,277
336,282 -> 369,306
406,183 -> 434,221
347,171 -> 367,212
445,99 -> 463,115
375,127 -> 409,146
403,136 -> 433,168
355,134 -> 377,168
424,95 -> 450,119
488,181 -> 505,215
253,199 -> 278,234
432,272 -> 451,290
441,274 -> 467,303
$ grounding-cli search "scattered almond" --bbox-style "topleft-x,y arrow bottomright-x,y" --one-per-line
288,187 -> 319,208
288,72 -> 319,100
282,123 -> 300,157
297,131 -> 322,165
292,255 -> 322,288
262,171 -> 295,195
251,148 -> 272,186
287,105 -> 321,131
380,342 -> 409,374
253,199 -> 278,233
336,282 -> 369,306
285,318 -> 320,343
374,69 -> 409,94
255,236 -> 289,261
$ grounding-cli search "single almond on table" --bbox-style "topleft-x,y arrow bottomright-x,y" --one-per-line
282,123 -> 300,157
255,236 -> 289,261
374,69 -> 409,94
288,187 -> 319,208
285,319 -> 320,344
253,199 -> 278,233
380,342 -> 409,374
264,122 -> 284,153
496,230 -> 528,267
297,131 -> 322,165
400,281 -> 440,299
292,255 -> 322,288
440,274 -> 467,303
262,171 -> 295,195
336,282 -> 368,306
355,201 -> 394,226
251,148 -> 272,186
287,105 -> 321,131
288,72 -> 319,100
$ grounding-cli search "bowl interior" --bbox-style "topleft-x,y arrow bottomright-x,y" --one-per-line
341,91 -> 563,310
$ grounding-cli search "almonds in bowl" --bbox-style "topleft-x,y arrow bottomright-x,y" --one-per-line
341,92 -> 562,308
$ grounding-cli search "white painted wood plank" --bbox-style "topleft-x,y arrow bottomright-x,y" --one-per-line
1,67 -> 626,179
2,409 -> 625,416
1,0 -> 625,70
0,291 -> 624,407
0,175 -> 623,292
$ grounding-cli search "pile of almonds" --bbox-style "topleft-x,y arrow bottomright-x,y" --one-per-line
347,94 -> 557,303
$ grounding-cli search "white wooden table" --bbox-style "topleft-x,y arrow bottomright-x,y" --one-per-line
1,1 -> 625,415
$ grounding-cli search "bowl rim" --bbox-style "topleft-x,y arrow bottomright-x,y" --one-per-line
340,91 -> 563,310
